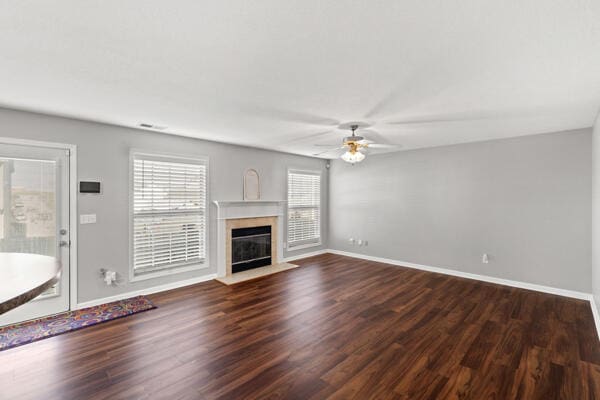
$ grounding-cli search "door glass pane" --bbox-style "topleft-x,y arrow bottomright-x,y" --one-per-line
0,158 -> 58,296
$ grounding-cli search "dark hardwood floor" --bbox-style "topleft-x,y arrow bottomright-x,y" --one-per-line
1,253 -> 599,399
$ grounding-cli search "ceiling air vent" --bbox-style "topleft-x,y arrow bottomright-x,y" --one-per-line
138,123 -> 167,130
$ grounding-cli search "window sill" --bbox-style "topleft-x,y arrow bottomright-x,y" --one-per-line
286,241 -> 322,251
130,262 -> 209,282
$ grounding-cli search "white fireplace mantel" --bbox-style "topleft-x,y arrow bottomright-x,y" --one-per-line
213,200 -> 286,220
213,200 -> 286,277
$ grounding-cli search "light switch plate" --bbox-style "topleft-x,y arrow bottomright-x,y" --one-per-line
80,214 -> 97,224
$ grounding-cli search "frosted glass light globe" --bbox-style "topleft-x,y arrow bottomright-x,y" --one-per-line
341,151 -> 365,164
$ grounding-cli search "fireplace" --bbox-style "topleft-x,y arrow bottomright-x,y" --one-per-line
231,225 -> 272,273
213,201 -> 285,278
224,215 -> 278,276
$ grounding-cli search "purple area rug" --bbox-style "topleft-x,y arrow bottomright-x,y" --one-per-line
0,295 -> 156,351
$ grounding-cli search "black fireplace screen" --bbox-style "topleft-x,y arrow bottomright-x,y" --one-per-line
231,225 -> 272,273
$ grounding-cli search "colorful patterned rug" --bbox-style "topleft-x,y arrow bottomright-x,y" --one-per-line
0,295 -> 156,351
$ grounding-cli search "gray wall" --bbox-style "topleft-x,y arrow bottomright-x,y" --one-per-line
0,108 -> 328,303
329,129 -> 592,292
593,113 -> 600,306
2,105 -> 592,303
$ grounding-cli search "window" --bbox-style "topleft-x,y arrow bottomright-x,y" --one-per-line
287,170 -> 321,248
131,152 -> 207,278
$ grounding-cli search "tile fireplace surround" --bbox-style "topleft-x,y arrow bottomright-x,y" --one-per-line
213,200 -> 286,278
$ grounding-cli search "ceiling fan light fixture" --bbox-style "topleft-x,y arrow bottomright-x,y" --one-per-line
341,150 -> 365,164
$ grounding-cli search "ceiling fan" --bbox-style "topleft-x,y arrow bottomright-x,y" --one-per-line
259,86 -> 563,163
313,122 -> 401,164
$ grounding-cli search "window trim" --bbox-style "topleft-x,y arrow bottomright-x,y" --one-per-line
129,149 -> 210,282
286,168 -> 322,250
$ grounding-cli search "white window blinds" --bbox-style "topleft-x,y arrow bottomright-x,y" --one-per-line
132,154 -> 207,275
287,170 -> 321,247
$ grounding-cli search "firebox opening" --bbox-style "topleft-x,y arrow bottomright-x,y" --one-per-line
231,225 -> 272,273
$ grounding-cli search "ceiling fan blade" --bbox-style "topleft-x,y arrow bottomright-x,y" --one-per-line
363,62 -> 459,120
356,130 -> 401,146
241,104 -> 339,126
367,143 -> 402,149
285,130 -> 336,144
363,88 -> 405,120
314,143 -> 343,147
385,113 -> 481,125
312,147 -> 345,156
383,107 -> 567,125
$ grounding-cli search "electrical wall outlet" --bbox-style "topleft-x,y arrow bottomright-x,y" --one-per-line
80,214 -> 97,224
482,253 -> 490,264
101,269 -> 117,286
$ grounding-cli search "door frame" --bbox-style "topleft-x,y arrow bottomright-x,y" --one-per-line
0,136 -> 78,310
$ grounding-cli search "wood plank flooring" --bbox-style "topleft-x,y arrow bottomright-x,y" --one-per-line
1,253 -> 599,399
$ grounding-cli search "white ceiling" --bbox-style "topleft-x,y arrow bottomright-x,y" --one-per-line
1,1 -> 599,158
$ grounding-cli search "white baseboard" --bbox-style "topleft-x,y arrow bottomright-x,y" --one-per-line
73,248 -> 328,310
72,248 -> 600,342
326,249 -> 600,340
283,249 -> 328,262
74,273 -> 217,310
327,249 -> 591,300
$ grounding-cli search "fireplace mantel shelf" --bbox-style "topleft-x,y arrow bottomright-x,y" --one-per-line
213,200 -> 287,221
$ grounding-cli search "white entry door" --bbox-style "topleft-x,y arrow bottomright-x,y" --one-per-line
0,142 -> 71,326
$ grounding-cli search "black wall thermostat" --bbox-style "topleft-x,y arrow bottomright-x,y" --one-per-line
80,181 -> 101,194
